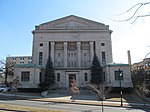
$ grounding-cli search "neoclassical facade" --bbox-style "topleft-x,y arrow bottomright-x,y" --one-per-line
14,15 -> 133,88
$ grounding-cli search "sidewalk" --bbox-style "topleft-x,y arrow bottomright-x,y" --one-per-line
1,91 -> 150,108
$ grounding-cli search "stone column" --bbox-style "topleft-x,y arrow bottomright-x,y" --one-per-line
51,42 -> 55,64
77,42 -> 81,67
90,42 -> 94,65
64,42 -> 68,67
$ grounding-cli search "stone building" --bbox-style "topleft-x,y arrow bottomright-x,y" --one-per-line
13,15 -> 133,88
7,56 -> 32,64
131,58 -> 150,80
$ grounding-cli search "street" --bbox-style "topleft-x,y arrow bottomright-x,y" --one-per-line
0,97 -> 149,112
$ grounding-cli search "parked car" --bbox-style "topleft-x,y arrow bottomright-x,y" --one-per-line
0,85 -> 11,92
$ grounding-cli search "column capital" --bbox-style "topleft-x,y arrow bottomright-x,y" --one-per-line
77,41 -> 81,45
90,41 -> 94,45
64,42 -> 68,45
51,41 -> 55,44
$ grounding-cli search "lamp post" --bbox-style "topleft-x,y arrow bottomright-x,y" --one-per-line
118,68 -> 123,106
101,72 -> 104,112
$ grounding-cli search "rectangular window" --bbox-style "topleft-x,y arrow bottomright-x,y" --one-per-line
28,57 -> 30,60
39,43 -> 43,47
39,72 -> 42,82
114,70 -> 123,80
71,62 -> 73,66
74,62 -> 76,67
20,61 -> 24,64
102,72 -> 105,82
13,58 -> 16,60
58,53 -> 61,57
39,52 -> 43,65
58,62 -> 60,67
68,62 -> 70,67
21,71 -> 30,82
28,61 -> 32,63
101,43 -> 105,46
102,51 -> 106,64
84,73 -> 88,81
57,73 -> 60,81
20,57 -> 24,60
84,62 -> 86,67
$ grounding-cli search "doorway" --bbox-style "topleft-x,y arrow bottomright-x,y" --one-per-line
69,74 -> 76,87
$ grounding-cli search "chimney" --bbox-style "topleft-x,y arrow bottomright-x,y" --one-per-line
127,50 -> 131,65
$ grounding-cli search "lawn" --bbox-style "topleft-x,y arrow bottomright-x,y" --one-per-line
0,104 -> 65,112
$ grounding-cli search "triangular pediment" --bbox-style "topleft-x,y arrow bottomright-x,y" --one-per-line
37,15 -> 109,30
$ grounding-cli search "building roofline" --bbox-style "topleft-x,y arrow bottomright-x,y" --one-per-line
15,64 -> 42,68
105,63 -> 130,67
7,56 -> 32,58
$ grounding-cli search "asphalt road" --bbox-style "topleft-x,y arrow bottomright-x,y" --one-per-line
0,97 -> 149,112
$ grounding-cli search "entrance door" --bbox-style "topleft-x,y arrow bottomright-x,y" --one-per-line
69,74 -> 76,87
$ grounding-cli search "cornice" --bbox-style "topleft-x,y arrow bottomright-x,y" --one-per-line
32,29 -> 112,34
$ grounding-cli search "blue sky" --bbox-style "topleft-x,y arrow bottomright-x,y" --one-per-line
0,0 -> 150,64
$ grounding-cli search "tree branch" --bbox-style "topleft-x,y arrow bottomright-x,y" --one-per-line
115,2 -> 150,23
118,3 -> 143,16
132,14 -> 150,23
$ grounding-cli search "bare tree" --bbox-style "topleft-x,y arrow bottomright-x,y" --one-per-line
115,2 -> 150,23
70,78 -> 80,94
11,76 -> 21,96
0,59 -> 14,85
138,81 -> 150,96
70,77 -> 80,102
87,84 -> 112,100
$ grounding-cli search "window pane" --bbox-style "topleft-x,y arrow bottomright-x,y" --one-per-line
85,73 -> 88,81
101,43 -> 105,46
102,51 -> 106,64
39,43 -> 43,47
102,72 -> 105,82
39,72 -> 42,82
57,73 -> 60,81
21,71 -> 30,82
39,52 -> 43,65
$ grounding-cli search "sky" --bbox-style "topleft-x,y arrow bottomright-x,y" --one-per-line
0,0 -> 150,64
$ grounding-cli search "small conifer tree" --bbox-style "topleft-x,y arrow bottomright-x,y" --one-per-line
91,53 -> 103,84
39,57 -> 55,91
44,56 -> 55,85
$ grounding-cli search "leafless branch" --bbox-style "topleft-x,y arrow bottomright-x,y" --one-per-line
131,14 -> 150,23
115,2 -> 150,23
87,84 -> 112,100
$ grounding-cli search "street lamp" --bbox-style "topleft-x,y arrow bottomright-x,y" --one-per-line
118,68 -> 123,106
101,72 -> 104,112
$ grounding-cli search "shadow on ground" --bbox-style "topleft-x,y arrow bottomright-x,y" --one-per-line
1,89 -> 150,112
107,91 -> 150,112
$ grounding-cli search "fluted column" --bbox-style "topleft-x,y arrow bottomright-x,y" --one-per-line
51,42 -> 55,64
64,42 -> 68,67
90,42 -> 94,65
77,42 -> 81,67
